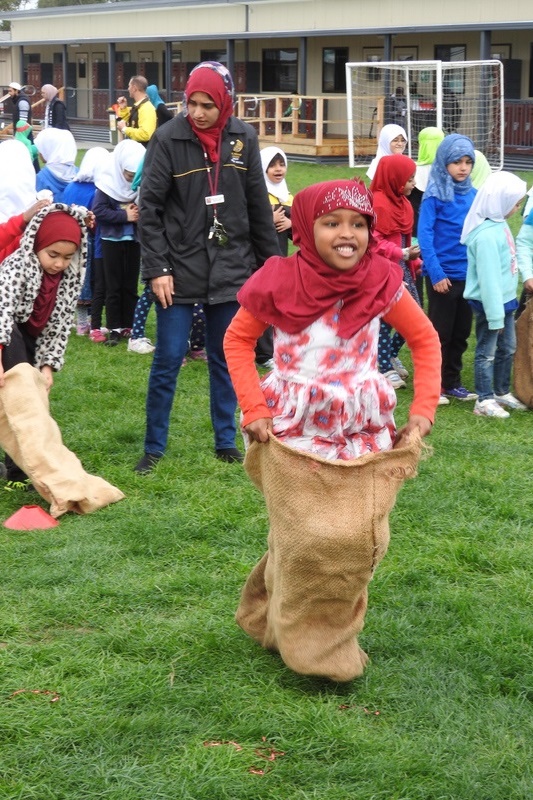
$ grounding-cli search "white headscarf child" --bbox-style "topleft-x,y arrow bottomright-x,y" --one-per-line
461,171 -> 526,243
366,123 -> 408,180
0,139 -> 37,222
74,146 -> 112,183
260,146 -> 290,203
34,128 -> 78,181
95,140 -> 145,203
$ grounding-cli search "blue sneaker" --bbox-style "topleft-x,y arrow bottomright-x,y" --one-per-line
443,386 -> 478,401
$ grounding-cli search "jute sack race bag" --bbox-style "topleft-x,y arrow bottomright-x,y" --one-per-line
0,363 -> 125,518
514,296 -> 533,408
236,431 -> 422,682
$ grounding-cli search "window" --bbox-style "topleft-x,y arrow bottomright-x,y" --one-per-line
434,45 -> 466,62
435,44 -> 466,94
262,48 -> 298,92
322,48 -> 348,93
201,50 -> 227,64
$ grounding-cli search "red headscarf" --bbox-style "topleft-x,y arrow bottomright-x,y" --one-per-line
370,154 -> 416,236
184,61 -> 235,162
26,211 -> 81,337
237,180 -> 403,339
34,210 -> 82,253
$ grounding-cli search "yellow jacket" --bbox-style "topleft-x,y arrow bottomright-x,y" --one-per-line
118,97 -> 156,144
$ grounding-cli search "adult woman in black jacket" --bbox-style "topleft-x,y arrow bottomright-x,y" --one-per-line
135,61 -> 280,472
40,85 -> 70,130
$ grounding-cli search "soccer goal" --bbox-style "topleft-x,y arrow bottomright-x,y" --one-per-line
345,60 -> 504,170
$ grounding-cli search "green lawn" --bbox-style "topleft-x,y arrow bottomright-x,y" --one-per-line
0,162 -> 532,799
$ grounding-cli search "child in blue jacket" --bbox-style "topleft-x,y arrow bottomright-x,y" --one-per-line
418,134 -> 477,404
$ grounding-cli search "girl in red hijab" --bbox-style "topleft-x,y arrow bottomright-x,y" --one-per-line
370,154 -> 423,388
0,203 -> 87,481
224,179 -> 440,460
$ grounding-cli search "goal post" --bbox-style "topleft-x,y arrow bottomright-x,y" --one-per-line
345,60 -> 504,170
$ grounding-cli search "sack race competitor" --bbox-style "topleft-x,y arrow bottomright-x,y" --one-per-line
514,297 -> 533,408
0,363 -> 124,518
236,431 -> 422,683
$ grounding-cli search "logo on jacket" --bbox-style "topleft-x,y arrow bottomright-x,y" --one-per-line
231,139 -> 244,164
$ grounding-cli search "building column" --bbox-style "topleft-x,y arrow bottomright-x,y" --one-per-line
480,30 -> 492,60
108,42 -> 116,108
165,41 -> 172,97
226,39 -> 235,78
299,36 -> 307,94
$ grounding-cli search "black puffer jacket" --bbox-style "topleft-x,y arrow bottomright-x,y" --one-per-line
138,113 -> 280,305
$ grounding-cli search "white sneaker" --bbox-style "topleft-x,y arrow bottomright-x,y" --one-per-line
495,393 -> 528,411
390,356 -> 409,379
383,369 -> 406,389
473,398 -> 510,418
127,337 -> 155,354
437,395 -> 450,406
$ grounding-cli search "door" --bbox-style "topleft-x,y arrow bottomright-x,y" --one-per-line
76,52 -> 89,118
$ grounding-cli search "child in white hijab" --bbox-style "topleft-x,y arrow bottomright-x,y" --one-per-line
462,171 -> 528,417
35,128 -> 78,201
366,123 -> 408,180
260,146 -> 293,256
92,139 -> 145,346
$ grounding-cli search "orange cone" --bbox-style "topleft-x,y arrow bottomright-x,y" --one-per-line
3,505 -> 59,530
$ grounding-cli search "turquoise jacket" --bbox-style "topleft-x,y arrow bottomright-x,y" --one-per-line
463,219 -> 519,330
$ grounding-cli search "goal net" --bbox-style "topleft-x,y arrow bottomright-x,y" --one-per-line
346,60 -> 504,170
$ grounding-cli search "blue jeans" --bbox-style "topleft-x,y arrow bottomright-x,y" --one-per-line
144,301 -> 239,455
473,308 -> 516,401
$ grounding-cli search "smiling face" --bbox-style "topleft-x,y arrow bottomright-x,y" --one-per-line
390,135 -> 407,154
313,209 -> 369,272
447,155 -> 474,182
37,240 -> 77,275
187,91 -> 220,129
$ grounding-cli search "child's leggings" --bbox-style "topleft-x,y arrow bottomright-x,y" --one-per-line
378,262 -> 420,372
190,304 -> 206,351
131,285 -> 153,340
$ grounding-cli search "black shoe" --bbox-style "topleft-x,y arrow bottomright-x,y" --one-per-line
215,448 -> 244,463
134,452 -> 162,474
104,331 -> 121,347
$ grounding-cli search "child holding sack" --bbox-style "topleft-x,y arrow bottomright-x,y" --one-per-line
224,180 -> 441,681
0,204 -> 124,515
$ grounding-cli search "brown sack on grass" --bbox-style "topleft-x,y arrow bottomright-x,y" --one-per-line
514,297 -> 533,408
236,432 -> 422,682
0,363 -> 125,518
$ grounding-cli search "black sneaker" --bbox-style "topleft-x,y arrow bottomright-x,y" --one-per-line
104,331 -> 121,347
215,448 -> 244,463
134,452 -> 162,474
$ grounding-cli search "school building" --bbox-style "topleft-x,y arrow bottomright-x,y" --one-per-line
1,0 -> 533,160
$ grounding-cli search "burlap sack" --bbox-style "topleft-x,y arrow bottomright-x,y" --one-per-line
236,432 -> 422,682
0,363 -> 125,518
514,297 -> 533,408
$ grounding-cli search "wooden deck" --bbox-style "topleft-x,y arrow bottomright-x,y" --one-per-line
257,134 -> 379,161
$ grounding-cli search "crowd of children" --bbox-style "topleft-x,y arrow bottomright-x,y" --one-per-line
0,64 -> 532,682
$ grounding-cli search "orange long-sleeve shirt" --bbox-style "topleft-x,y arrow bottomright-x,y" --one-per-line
224,288 -> 441,428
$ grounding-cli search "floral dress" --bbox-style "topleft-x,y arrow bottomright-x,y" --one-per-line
259,302 -> 398,460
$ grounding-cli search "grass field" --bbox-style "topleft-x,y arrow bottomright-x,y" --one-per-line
0,162 -> 532,799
